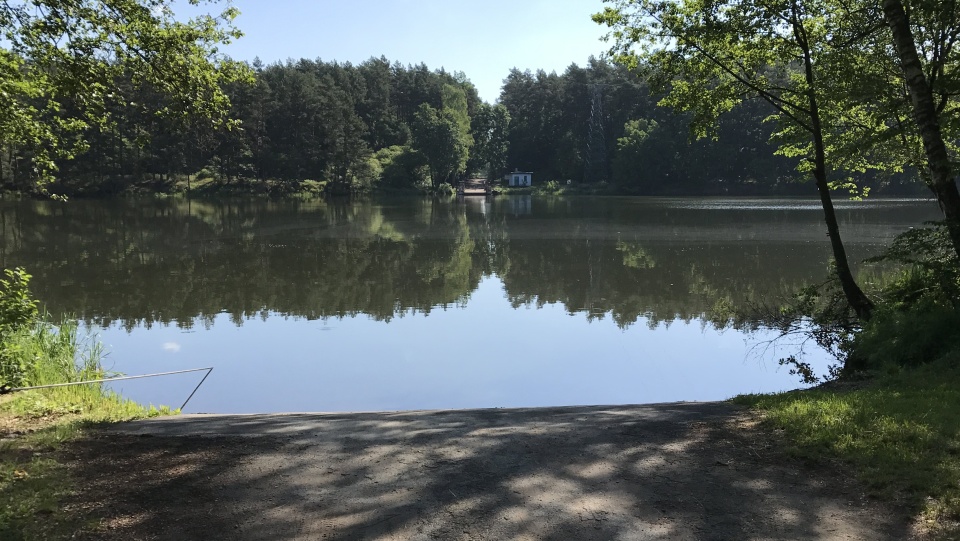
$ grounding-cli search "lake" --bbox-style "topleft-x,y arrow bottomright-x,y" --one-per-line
0,195 -> 941,413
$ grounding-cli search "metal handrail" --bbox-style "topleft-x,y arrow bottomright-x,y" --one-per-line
0,367 -> 214,411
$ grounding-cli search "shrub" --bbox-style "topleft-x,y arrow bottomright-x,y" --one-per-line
0,268 -> 38,334
534,180 -> 562,195
377,146 -> 430,188
868,222 -> 960,306
842,222 -> 960,371
0,268 -> 40,387
195,166 -> 217,181
848,298 -> 960,370
0,268 -> 109,392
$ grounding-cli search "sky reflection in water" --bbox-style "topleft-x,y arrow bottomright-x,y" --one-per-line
98,276 -> 824,414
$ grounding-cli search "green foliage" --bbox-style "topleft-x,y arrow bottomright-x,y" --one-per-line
594,0 -> 796,138
1,11 -> 937,200
0,269 -> 39,388
595,0 -> 848,187
0,267 -> 169,420
195,168 -> 217,182
868,223 -> 960,305
0,0 -> 252,190
0,316 -> 122,406
0,346 -> 173,541
617,119 -> 657,149
0,265 -> 174,540
734,360 -> 960,537
411,103 -> 471,186
347,155 -> 382,190
533,180 -> 563,194
469,102 -> 510,179
837,222 -> 960,372
440,84 -> 472,138
850,299 -> 960,370
613,118 -> 664,189
499,60 -> 808,194
594,0 -> 960,201
0,269 -> 38,335
431,183 -> 457,196
739,221 -> 960,380
757,273 -> 859,380
375,145 -> 430,188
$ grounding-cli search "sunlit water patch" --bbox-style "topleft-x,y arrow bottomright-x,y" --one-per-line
664,196 -> 939,211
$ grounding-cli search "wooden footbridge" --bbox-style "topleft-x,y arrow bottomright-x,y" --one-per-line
457,178 -> 493,196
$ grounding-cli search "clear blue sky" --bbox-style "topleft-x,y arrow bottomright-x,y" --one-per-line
191,0 -> 610,103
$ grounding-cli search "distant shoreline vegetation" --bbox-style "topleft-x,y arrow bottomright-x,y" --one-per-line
21,174 -> 928,200
0,57 -> 928,200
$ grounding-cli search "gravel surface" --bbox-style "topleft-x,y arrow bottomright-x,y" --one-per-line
64,402 -> 912,540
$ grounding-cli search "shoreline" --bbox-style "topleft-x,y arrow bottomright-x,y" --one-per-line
130,399 -> 730,418
106,400 -> 739,436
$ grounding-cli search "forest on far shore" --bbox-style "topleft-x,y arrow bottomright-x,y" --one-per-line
0,56 -> 923,198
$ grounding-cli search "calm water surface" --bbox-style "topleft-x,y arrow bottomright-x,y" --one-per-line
0,196 -> 941,412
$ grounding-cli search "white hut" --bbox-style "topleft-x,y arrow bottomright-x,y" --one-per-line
505,170 -> 533,187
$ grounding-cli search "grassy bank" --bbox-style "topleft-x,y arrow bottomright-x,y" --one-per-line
0,270 -> 171,540
1,397 -> 169,540
0,324 -> 172,540
734,359 -> 960,538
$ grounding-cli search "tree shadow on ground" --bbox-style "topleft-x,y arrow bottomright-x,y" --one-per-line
66,403 -> 910,540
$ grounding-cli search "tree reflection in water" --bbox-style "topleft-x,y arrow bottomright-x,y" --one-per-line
0,196 -> 938,332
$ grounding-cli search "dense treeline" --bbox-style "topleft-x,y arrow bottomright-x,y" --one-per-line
0,56 -> 921,197
500,59 -> 803,194
2,58 -> 491,194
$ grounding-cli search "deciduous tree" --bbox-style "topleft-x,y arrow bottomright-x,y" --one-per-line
469,102 -> 510,179
880,0 -> 960,260
411,103 -> 469,187
0,0 -> 249,189
595,0 -> 875,319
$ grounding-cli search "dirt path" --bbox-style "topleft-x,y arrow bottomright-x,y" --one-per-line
65,402 -> 911,540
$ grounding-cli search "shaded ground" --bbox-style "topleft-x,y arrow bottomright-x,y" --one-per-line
64,402 -> 912,540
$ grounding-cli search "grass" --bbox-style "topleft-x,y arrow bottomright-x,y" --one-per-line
734,359 -> 960,538
0,319 -> 174,540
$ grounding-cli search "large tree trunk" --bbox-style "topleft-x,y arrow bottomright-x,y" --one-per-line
882,0 -> 960,261
793,3 -> 874,320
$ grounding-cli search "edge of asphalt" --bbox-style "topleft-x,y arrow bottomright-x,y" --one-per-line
104,400 -> 741,438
